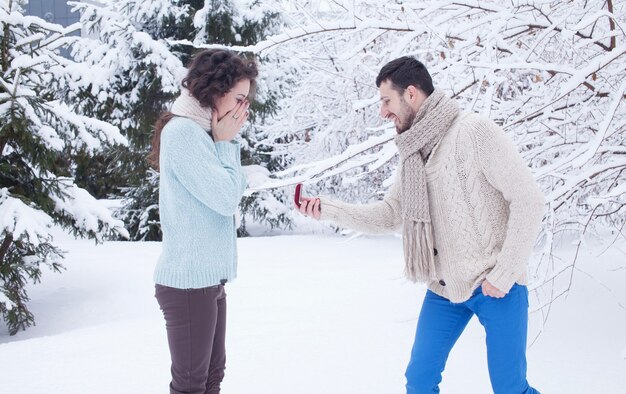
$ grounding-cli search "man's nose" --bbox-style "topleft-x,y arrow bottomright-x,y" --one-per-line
380,106 -> 388,118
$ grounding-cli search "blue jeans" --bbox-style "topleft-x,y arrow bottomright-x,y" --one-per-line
405,284 -> 540,394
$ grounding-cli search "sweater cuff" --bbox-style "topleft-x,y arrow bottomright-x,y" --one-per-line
485,263 -> 522,294
318,197 -> 343,223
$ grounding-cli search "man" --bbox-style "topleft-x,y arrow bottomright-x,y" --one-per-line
297,56 -> 544,394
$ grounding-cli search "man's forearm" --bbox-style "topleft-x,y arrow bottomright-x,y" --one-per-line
319,195 -> 403,234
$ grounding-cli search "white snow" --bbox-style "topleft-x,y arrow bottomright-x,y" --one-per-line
0,232 -> 624,393
242,164 -> 271,190
0,292 -> 14,311
1,0 -> 624,392
49,181 -> 129,241
0,188 -> 54,247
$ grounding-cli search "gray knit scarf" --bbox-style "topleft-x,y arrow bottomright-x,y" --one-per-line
170,88 -> 213,131
394,89 -> 460,282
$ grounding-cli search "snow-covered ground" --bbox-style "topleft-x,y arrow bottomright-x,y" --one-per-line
1,233 -> 625,394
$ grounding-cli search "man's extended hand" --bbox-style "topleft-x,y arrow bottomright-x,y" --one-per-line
298,197 -> 321,220
482,280 -> 505,298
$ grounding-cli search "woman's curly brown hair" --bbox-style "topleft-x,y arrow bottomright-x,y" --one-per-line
183,49 -> 258,109
148,49 -> 258,170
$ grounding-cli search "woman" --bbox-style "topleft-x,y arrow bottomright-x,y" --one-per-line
148,49 -> 257,394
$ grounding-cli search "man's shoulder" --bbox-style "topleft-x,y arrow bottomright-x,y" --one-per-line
450,111 -> 504,142
451,111 -> 496,129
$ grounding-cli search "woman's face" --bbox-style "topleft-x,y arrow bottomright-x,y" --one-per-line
214,79 -> 251,120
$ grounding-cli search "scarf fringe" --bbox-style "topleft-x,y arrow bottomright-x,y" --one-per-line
395,89 -> 459,284
403,221 -> 437,283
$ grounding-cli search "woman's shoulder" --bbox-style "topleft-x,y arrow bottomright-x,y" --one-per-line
163,116 -> 204,133
162,116 -> 211,144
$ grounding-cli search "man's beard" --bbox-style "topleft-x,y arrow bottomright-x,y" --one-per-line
396,98 -> 416,134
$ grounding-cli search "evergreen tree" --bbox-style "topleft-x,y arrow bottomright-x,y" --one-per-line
71,0 -> 286,240
0,0 -> 127,335
68,0 -> 192,241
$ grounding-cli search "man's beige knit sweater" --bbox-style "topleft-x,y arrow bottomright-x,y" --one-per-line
319,112 -> 545,303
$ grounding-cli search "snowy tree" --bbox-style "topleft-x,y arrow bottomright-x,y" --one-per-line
71,0 -> 285,239
0,0 -> 128,334
67,0 -> 190,241
207,0 -> 625,332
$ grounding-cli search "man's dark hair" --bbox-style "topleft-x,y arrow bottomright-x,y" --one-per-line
375,56 -> 434,96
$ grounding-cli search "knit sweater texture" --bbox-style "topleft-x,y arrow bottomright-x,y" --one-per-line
154,116 -> 247,289
319,112 -> 545,303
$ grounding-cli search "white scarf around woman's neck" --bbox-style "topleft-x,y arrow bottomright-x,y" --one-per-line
170,88 -> 213,131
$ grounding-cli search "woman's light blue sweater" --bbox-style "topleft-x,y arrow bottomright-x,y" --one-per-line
153,117 -> 247,289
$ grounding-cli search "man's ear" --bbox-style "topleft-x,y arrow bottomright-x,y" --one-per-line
405,85 -> 419,103
405,85 -> 427,110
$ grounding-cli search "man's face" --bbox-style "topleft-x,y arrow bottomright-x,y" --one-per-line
378,80 -> 423,133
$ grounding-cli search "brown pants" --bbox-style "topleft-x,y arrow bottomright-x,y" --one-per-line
155,284 -> 227,394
